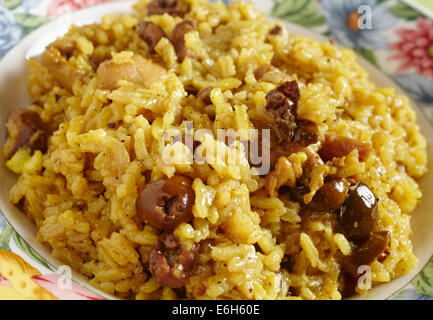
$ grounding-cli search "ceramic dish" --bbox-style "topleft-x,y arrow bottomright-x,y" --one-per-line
0,0 -> 433,300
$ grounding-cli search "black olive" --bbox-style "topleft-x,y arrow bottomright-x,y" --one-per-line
147,0 -> 190,17
318,133 -> 372,162
197,87 -> 212,105
293,120 -> 319,147
136,21 -> 167,53
306,179 -> 349,211
171,20 -> 197,62
3,108 -> 46,159
286,185 -> 309,204
339,272 -> 359,299
149,233 -> 199,288
339,231 -> 390,298
343,231 -> 390,277
285,179 -> 349,212
337,182 -> 378,245
136,175 -> 195,230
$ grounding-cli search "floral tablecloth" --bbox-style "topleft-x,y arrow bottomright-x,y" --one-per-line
1,0 -> 433,300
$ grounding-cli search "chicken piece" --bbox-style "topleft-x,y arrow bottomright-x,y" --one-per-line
96,54 -> 168,90
41,46 -> 86,90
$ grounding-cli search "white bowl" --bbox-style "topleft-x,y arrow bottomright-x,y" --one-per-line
1,0 -> 433,300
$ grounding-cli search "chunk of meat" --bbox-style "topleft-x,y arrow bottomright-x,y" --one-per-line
171,20 -> 197,62
96,54 -> 168,90
136,21 -> 167,53
265,80 -> 300,141
136,175 -> 195,230
41,46 -> 86,90
147,0 -> 190,17
318,133 -> 372,162
2,109 -> 45,159
278,80 -> 301,102
337,182 -> 378,245
149,233 -> 200,288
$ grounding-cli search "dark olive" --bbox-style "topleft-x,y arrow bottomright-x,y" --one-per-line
136,175 -> 195,230
284,179 -> 349,213
197,87 -> 212,105
286,185 -> 309,204
339,272 -> 359,299
293,120 -> 319,147
149,233 -> 199,288
339,231 -> 390,298
171,20 -> 197,62
147,0 -> 190,17
2,108 -> 46,159
337,182 -> 378,245
318,133 -> 372,162
136,21 -> 167,53
343,231 -> 390,277
306,179 -> 349,211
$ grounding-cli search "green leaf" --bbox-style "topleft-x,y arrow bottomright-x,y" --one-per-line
13,13 -> 49,35
0,225 -> 13,251
354,48 -> 380,69
3,0 -> 23,10
271,0 -> 326,28
11,229 -> 53,271
411,261 -> 433,297
322,30 -> 331,37
389,2 -> 426,20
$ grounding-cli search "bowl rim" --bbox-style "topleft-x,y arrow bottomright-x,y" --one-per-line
0,0 -> 432,300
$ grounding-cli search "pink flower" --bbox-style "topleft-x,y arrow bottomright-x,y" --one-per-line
1,271 -> 106,300
0,273 -> 11,287
389,18 -> 433,80
32,274 -> 106,300
46,0 -> 115,18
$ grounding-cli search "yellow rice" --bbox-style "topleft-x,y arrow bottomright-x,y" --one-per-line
3,0 -> 428,300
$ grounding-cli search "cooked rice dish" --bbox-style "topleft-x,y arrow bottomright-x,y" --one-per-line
2,0 -> 428,300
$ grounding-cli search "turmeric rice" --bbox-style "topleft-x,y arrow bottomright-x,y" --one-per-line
2,0 -> 428,300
